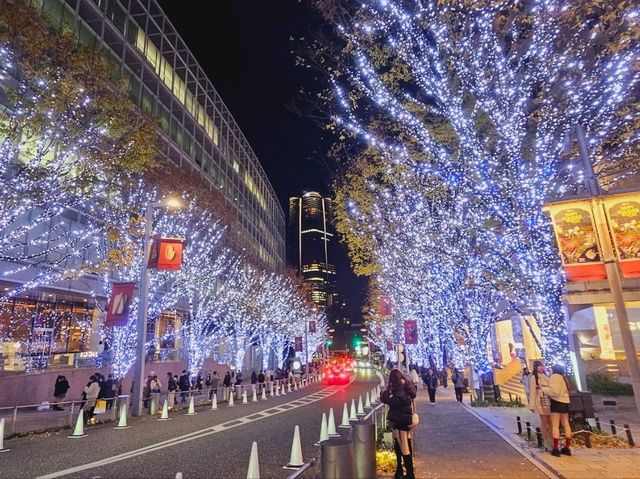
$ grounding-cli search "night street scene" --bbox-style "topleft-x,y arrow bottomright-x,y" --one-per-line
1,0 -> 640,478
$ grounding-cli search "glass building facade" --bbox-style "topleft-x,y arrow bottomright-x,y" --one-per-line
30,0 -> 286,268
288,192 -> 337,308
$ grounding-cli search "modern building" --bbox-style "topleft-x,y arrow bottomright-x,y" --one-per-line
0,0 -> 285,371
287,192 -> 337,308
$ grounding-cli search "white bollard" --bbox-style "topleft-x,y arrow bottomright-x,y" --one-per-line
158,399 -> 171,421
186,395 -> 197,416
327,408 -> 339,437
211,393 -> 218,410
284,425 -> 304,469
314,412 -> 329,446
68,408 -> 87,438
0,418 -> 10,452
247,441 -> 260,479
339,402 -> 351,429
114,401 -> 130,429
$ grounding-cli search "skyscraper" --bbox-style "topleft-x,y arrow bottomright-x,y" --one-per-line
288,192 -> 336,308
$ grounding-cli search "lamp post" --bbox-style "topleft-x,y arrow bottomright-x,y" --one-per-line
131,198 -> 181,417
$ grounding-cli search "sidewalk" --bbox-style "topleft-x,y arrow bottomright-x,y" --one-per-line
384,387 -> 549,478
453,389 -> 640,479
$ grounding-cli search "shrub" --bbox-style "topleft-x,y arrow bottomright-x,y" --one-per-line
586,372 -> 634,396
471,398 -> 525,408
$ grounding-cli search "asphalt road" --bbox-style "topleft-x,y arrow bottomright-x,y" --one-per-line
1,369 -> 381,479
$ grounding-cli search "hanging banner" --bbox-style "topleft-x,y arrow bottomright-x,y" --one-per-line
378,296 -> 392,316
308,321 -> 316,333
105,282 -> 136,327
548,203 -> 606,281
594,307 -> 615,360
294,336 -> 303,352
147,235 -> 184,271
385,339 -> 394,352
604,197 -> 640,278
403,320 -> 418,345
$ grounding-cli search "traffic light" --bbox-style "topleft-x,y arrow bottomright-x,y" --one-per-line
353,335 -> 361,347
326,339 -> 333,346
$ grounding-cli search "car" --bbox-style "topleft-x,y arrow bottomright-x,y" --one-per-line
324,367 -> 350,385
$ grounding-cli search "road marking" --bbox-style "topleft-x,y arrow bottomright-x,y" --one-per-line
37,382 -> 353,479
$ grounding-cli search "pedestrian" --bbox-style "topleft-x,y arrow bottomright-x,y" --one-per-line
235,370 -> 243,386
451,367 -> 465,402
52,374 -> 70,411
101,373 -> 117,410
380,369 -> 417,479
195,372 -> 203,393
167,372 -> 177,410
409,367 -> 420,389
528,360 -> 552,450
521,365 -> 531,398
471,368 -> 482,401
149,374 -> 162,412
542,364 -> 572,457
205,372 -> 212,394
422,368 -> 438,405
209,371 -> 220,400
179,370 -> 190,404
257,370 -> 265,393
440,368 -> 448,388
83,375 -> 101,426
222,371 -> 232,402
250,371 -> 257,385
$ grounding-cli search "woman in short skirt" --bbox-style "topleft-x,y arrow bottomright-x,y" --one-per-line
542,364 -> 572,457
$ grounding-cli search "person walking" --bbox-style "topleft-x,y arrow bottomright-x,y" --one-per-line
83,375 -> 101,426
381,369 -> 417,479
542,364 -> 572,457
521,365 -> 531,399
451,367 -> 465,402
52,375 -> 70,411
409,367 -> 420,389
178,370 -> 190,404
422,368 -> 438,405
167,372 -> 177,410
528,360 -> 552,450
257,370 -> 266,393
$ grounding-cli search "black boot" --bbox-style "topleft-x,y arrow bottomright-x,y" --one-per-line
393,439 -> 404,479
402,454 -> 415,479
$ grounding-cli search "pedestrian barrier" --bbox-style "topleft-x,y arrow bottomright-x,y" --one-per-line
284,424 -> 305,469
247,441 -> 260,479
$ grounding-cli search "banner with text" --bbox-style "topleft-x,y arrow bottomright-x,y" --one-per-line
105,282 -> 136,327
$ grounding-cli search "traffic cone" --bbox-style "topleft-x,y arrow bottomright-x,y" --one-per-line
68,408 -> 87,438
252,388 -> 258,402
175,473 -> 183,479
150,395 -> 158,416
247,441 -> 260,479
365,391 -> 372,408
158,399 -> 171,420
294,381 -> 298,391
242,390 -> 248,404
371,388 -> 378,403
314,412 -> 329,446
349,399 -> 357,421
0,418 -> 10,452
186,395 -> 197,415
228,390 -> 235,407
271,385 -> 276,397
327,408 -> 339,437
211,393 -> 218,410
114,402 -> 130,429
357,395 -> 365,415
275,384 -> 280,396
284,425 -> 304,469
261,388 -> 267,400
288,382 -> 292,393
339,402 -> 350,428
281,383 -> 287,395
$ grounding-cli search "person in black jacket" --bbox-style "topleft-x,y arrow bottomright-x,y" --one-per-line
381,369 -> 417,479
53,375 -> 70,411
422,368 -> 439,405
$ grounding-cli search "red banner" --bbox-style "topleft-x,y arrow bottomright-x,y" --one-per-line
403,320 -> 418,345
308,321 -> 316,333
294,336 -> 303,352
105,282 -> 136,327
379,296 -> 392,316
385,340 -> 394,352
147,235 -> 184,270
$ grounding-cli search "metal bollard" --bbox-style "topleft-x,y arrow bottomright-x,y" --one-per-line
516,416 -> 522,434
610,420 -> 617,435
595,417 -> 601,431
352,421 -> 376,479
584,430 -> 592,448
320,438 -> 355,479
624,424 -> 635,446
526,421 -> 531,441
535,427 -> 543,448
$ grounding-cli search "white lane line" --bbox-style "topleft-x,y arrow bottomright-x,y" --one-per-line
37,382 -> 352,479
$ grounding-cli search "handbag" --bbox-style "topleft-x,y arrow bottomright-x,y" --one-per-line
539,391 -> 551,415
93,399 -> 107,414
410,399 -> 420,429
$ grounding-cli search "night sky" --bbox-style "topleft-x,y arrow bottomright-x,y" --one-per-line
155,0 -> 367,320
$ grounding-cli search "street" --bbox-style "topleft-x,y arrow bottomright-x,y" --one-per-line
1,370 -> 379,479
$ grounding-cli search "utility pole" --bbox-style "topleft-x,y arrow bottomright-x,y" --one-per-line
575,125 -> 640,415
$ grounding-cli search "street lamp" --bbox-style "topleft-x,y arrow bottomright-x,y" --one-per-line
131,197 -> 182,417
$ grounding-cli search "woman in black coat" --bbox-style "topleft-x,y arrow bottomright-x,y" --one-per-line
381,369 -> 417,479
